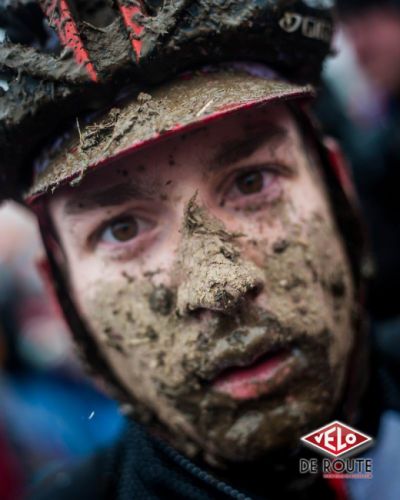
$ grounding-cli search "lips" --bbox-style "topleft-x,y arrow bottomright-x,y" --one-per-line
198,324 -> 288,379
211,348 -> 296,400
194,322 -> 309,401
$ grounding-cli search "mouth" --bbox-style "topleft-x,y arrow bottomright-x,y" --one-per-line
211,347 -> 302,401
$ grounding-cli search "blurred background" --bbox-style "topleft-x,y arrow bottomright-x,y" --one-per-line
0,1 -> 400,499
0,202 -> 125,500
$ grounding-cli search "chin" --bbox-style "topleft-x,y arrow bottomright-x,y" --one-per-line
200,396 -> 335,464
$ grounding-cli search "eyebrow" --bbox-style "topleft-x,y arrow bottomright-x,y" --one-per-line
64,181 -> 153,216
210,123 -> 288,171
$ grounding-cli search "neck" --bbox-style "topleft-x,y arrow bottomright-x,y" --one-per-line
195,449 -> 335,500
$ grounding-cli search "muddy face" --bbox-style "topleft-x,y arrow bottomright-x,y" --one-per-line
49,104 -> 355,464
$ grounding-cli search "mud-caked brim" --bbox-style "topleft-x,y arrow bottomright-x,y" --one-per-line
28,70 -> 314,200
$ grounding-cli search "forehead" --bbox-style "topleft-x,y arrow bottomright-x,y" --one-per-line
50,103 -> 301,204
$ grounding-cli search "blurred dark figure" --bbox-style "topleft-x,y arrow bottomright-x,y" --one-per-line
337,0 -> 400,95
317,0 -> 400,413
335,0 -> 400,322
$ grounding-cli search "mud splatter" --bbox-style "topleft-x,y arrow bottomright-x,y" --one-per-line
81,203 -> 355,464
149,285 -> 174,315
0,44 -> 89,83
175,195 -> 262,315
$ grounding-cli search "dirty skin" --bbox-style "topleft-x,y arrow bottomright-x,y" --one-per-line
82,196 -> 355,466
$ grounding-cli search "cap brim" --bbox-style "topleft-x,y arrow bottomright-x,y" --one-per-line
28,70 -> 314,200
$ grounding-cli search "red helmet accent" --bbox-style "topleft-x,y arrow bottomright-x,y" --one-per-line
39,0 -> 98,82
117,1 -> 145,61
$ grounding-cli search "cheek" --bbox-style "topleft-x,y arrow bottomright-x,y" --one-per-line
242,209 -> 354,366
77,277 -> 173,361
238,175 -> 332,266
74,274 -> 201,398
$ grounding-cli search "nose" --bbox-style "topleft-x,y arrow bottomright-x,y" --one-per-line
178,264 -> 264,316
174,196 -> 264,316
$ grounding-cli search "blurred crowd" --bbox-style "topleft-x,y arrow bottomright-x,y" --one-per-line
317,0 -> 400,413
1,0 -> 400,498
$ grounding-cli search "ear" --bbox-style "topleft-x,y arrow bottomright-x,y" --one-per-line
323,137 -> 358,202
36,256 -> 65,319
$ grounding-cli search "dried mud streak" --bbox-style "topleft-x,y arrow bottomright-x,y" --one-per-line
0,73 -> 77,197
0,44 -> 90,83
142,0 -> 261,55
82,207 -> 355,464
74,0 -> 116,27
0,75 -> 71,127
139,0 -> 332,85
78,17 -> 133,76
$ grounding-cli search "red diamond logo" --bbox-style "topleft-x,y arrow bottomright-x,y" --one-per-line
301,421 -> 373,458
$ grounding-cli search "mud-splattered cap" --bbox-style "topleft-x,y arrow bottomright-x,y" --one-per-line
0,0 -> 335,202
28,64 -> 314,200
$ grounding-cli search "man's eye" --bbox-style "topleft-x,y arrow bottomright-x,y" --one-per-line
229,169 -> 277,199
236,171 -> 264,195
220,167 -> 283,208
100,216 -> 139,243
